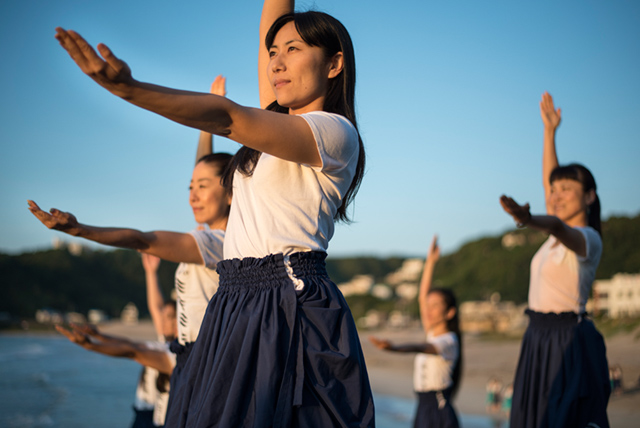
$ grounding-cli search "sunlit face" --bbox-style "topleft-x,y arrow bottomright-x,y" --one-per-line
548,178 -> 591,226
189,162 -> 231,228
268,21 -> 335,114
425,292 -> 453,329
161,304 -> 177,341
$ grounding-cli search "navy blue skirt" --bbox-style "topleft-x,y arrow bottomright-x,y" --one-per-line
164,252 -> 375,427
510,310 -> 610,428
413,389 -> 459,428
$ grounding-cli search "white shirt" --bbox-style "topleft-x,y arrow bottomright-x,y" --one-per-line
413,332 -> 459,392
174,228 -> 224,345
224,111 -> 359,260
529,226 -> 602,313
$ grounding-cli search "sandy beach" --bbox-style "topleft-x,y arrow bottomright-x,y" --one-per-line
100,321 -> 640,426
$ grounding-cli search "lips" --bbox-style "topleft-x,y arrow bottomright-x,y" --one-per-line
273,79 -> 289,89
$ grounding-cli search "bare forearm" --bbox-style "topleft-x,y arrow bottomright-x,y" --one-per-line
542,126 -> 559,195
67,223 -> 155,251
523,214 -> 586,256
116,80 -> 236,136
195,131 -> 213,164
386,342 -> 437,354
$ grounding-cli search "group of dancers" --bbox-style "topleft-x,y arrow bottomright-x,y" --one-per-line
28,0 -> 610,426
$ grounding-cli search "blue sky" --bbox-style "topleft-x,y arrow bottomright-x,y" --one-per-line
1,0 -> 639,257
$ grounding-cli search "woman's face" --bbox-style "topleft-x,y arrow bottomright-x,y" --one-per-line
548,178 -> 592,226
268,21 -> 338,114
426,292 -> 453,328
189,161 -> 231,228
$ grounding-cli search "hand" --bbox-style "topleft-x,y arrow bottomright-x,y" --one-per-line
141,253 -> 161,272
27,200 -> 79,232
540,91 -> 561,130
56,324 -> 91,346
54,28 -> 133,96
210,75 -> 227,97
368,336 -> 392,350
72,323 -> 100,337
500,195 -> 531,227
427,235 -> 440,264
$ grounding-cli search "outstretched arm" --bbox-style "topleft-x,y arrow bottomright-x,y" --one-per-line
54,28 -> 321,166
141,253 -> 165,338
540,92 -> 561,214
195,76 -> 227,164
368,336 -> 438,355
499,195 -> 587,257
418,235 -> 440,334
28,200 -> 203,265
56,324 -> 174,374
258,0 -> 294,109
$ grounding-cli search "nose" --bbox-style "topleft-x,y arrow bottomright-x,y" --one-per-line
190,188 -> 198,203
270,53 -> 285,73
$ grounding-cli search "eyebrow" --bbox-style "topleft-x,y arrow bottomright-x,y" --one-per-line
191,178 -> 213,183
270,39 -> 304,49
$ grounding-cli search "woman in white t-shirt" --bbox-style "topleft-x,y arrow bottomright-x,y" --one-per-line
499,92 -> 610,428
51,0 -> 373,425
370,236 -> 461,428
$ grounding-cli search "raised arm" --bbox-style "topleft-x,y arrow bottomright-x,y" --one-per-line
258,0 -> 294,109
54,28 -> 320,166
540,92 -> 561,213
141,253 -> 165,337
56,324 -> 174,374
28,200 -> 204,265
499,195 -> 587,257
418,235 -> 440,333
195,76 -> 227,164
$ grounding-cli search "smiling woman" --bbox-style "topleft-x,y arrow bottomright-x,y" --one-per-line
499,92 -> 610,428
48,0 -> 373,425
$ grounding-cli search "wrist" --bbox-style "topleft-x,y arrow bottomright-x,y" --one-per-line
516,211 -> 532,228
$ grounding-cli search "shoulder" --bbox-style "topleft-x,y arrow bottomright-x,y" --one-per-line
575,226 -> 602,261
299,111 -> 358,143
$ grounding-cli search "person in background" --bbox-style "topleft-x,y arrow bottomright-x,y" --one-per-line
499,91 -> 610,428
370,236 -> 462,428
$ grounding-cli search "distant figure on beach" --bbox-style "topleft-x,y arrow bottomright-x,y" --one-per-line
485,377 -> 502,414
610,364 -> 624,396
49,0 -> 374,424
501,383 -> 513,419
370,236 -> 461,428
29,77 -> 231,421
499,91 -> 610,428
57,255 -> 177,427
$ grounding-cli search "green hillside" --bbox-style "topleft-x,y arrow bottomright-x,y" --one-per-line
1,214 -> 638,321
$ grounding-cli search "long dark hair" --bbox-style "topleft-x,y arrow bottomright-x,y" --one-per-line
222,11 -> 365,222
549,163 -> 601,235
430,287 -> 463,397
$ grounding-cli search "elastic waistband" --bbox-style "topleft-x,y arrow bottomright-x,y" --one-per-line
525,309 -> 587,328
217,251 -> 327,289
169,339 -> 195,369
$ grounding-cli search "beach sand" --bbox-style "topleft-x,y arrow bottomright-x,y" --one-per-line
101,321 -> 640,426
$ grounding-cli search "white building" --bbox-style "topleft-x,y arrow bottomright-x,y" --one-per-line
591,273 -> 640,318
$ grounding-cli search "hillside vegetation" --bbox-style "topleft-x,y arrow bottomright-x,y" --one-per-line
2,214 -> 638,320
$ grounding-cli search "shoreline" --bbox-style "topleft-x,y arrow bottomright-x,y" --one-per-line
6,320 -> 639,425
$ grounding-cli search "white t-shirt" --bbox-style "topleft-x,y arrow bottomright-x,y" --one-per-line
529,226 -> 602,314
174,228 -> 225,345
224,111 -> 359,260
413,332 -> 459,392
133,339 -> 176,426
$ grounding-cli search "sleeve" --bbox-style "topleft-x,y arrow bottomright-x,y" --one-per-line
430,333 -> 459,363
189,229 -> 225,270
576,226 -> 603,265
300,111 -> 359,173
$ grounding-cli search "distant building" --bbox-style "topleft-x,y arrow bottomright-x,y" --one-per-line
385,258 -> 423,285
459,295 -> 528,334
88,309 -> 108,324
591,273 -> 640,318
35,308 -> 64,324
338,275 -> 374,296
120,302 -> 139,324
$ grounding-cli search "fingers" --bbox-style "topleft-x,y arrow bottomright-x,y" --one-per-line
210,75 -> 227,97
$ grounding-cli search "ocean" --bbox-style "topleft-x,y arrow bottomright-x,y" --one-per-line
0,335 -> 502,427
